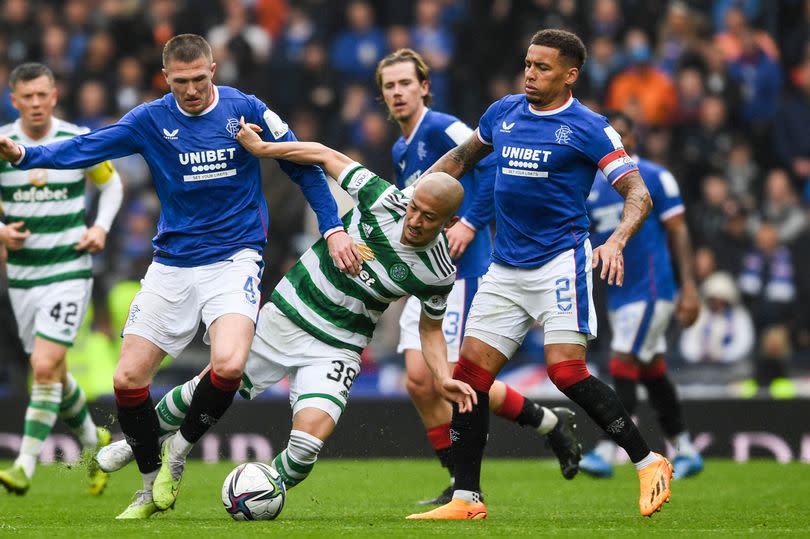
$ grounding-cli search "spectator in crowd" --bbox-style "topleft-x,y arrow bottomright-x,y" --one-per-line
680,272 -> 755,364
74,80 -> 112,130
714,6 -> 779,62
739,223 -> 797,336
1,0 -> 39,64
673,66 -> 706,125
589,0 -> 624,39
689,174 -> 732,248
40,24 -> 73,79
410,0 -> 453,109
207,0 -> 272,92
774,60 -> 810,201
727,28 -> 782,131
330,1 -> 386,85
606,28 -> 678,127
725,140 -> 759,209
255,0 -> 289,40
676,95 -> 734,200
750,169 -> 807,243
656,1 -> 703,76
578,35 -> 622,102
714,201 -> 752,277
113,56 -> 147,115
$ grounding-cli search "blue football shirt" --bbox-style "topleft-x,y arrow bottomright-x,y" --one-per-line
588,156 -> 685,309
15,85 -> 342,267
477,93 -> 638,268
392,108 -> 494,279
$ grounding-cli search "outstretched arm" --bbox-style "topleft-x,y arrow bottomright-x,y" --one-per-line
237,117 -> 353,179
0,122 -> 141,169
419,311 -> 477,413
423,129 -> 493,180
591,170 -> 652,286
236,117 -> 362,275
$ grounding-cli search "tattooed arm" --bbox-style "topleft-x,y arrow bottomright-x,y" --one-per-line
422,129 -> 493,180
591,170 -> 652,286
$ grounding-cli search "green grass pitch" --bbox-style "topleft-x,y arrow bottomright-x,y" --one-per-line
1,459 -> 809,537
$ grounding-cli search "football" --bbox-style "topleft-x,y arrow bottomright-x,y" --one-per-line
221,462 -> 286,520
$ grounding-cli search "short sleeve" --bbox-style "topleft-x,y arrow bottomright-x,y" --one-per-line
337,162 -> 396,209
476,99 -> 501,145
420,290 -> 450,320
650,168 -> 685,222
582,118 -> 638,186
250,95 -> 292,142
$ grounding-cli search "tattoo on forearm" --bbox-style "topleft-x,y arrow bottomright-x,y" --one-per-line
613,171 -> 652,242
425,136 -> 490,179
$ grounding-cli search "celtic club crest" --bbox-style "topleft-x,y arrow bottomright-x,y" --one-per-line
389,262 -> 409,282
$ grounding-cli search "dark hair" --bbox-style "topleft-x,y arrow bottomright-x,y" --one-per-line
162,34 -> 213,67
375,48 -> 433,106
530,29 -> 587,69
604,110 -> 634,131
9,62 -> 54,89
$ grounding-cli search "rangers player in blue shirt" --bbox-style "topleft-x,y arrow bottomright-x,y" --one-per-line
408,29 -> 672,520
0,34 -> 362,519
377,48 -> 581,506
584,111 -> 703,480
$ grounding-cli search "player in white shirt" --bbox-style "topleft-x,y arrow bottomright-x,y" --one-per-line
0,63 -> 123,496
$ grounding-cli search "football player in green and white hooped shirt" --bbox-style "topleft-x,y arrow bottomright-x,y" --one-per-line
96,117 -> 478,495
0,63 -> 123,496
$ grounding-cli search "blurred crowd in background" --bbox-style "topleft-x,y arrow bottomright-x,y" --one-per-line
1,0 -> 809,399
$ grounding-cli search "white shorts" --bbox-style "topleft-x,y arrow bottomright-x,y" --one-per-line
239,303 -> 361,425
122,249 -> 263,358
464,240 -> 596,358
9,278 -> 92,353
608,300 -> 674,363
397,277 -> 478,362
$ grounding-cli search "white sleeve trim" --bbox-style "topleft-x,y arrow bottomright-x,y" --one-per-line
322,226 -> 345,240
459,217 -> 477,231
12,144 -> 25,166
475,128 -> 492,146
92,171 -> 123,232
659,204 -> 685,222
445,121 -> 474,145
337,162 -> 363,185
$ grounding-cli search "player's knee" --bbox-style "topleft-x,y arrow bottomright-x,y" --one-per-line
405,369 -> 435,402
31,357 -> 60,384
211,360 -> 244,382
547,359 -> 591,391
113,365 -> 148,390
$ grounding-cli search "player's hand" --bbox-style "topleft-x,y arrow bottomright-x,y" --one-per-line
326,230 -> 363,276
675,282 -> 700,327
0,135 -> 22,163
0,222 -> 30,250
438,378 -> 478,413
236,116 -> 265,155
74,225 -> 107,253
446,220 -> 475,260
592,239 -> 624,286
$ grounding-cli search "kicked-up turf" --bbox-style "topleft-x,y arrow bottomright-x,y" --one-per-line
1,459 -> 809,537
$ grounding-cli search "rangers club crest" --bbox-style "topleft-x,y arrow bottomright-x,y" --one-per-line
225,118 -> 241,137
555,125 -> 572,144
